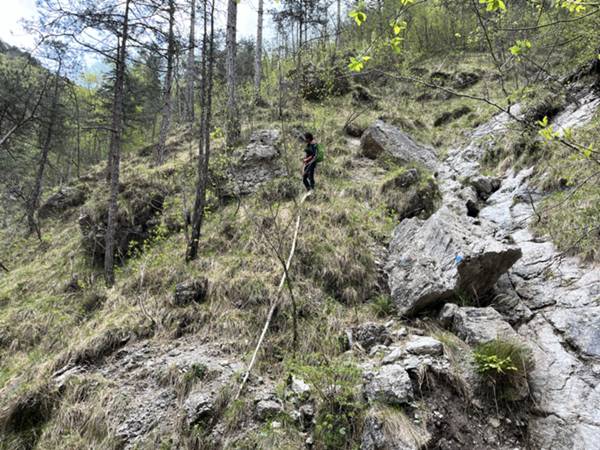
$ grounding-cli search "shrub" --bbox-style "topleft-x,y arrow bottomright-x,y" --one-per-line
289,356 -> 364,450
473,339 -> 533,400
370,295 -> 395,318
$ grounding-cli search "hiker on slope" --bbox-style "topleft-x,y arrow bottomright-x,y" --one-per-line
302,132 -> 321,191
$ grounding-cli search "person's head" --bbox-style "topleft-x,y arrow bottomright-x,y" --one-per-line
303,132 -> 314,143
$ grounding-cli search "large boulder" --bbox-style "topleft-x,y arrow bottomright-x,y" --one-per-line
39,186 -> 86,219
79,181 -> 164,265
360,121 -> 437,170
385,206 -> 522,316
225,129 -> 287,197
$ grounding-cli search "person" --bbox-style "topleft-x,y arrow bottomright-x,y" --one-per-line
302,132 -> 318,191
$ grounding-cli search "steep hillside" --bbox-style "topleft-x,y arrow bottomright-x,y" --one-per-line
1,54 -> 599,450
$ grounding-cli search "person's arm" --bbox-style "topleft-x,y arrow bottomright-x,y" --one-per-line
303,144 -> 316,164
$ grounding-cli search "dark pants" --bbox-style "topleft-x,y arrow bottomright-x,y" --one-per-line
303,161 -> 316,190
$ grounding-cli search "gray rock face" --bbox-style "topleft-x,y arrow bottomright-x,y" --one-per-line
386,206 -> 522,316
360,120 -> 437,170
440,92 -> 600,449
227,129 -> 287,196
364,364 -> 413,405
451,307 -> 518,345
39,186 -> 86,218
173,279 -> 208,307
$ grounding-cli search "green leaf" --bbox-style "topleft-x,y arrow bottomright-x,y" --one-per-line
349,10 -> 367,26
583,145 -> 593,158
479,0 -> 506,11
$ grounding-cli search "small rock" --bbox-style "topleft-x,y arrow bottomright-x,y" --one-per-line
369,344 -> 388,356
173,279 -> 208,307
289,376 -> 311,399
489,417 -> 501,429
351,323 -> 392,352
439,303 -> 459,328
184,392 -> 213,426
405,336 -> 443,356
271,420 -> 282,429
364,364 -> 413,405
382,347 -> 404,364
255,399 -> 283,420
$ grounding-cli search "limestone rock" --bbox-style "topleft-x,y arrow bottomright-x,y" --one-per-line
226,129 -> 287,197
405,336 -> 443,356
364,364 -> 413,405
386,206 -> 522,316
452,307 -> 518,345
184,391 -> 214,426
360,120 -> 437,170
255,399 -> 283,421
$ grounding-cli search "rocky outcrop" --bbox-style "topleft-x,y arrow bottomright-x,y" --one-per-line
438,91 -> 600,449
79,182 -> 164,264
39,186 -> 86,218
225,129 -> 287,197
360,120 -> 437,170
386,206 -> 522,316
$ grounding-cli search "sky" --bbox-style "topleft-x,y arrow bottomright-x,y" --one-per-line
0,0 -> 265,53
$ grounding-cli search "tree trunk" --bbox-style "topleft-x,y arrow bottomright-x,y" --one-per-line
27,66 -> 62,238
156,0 -> 176,164
254,0 -> 264,103
225,0 -> 239,147
335,0 -> 341,50
104,0 -> 131,287
187,0 -> 215,261
185,0 -> 196,123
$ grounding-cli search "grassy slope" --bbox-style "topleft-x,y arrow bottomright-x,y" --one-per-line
0,53 -> 597,448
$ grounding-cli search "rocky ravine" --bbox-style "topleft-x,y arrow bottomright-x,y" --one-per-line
382,91 -> 600,449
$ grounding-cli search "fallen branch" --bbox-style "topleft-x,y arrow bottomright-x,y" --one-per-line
0,261 -> 8,272
235,190 -> 311,400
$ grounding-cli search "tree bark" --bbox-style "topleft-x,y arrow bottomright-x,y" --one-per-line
185,0 -> 197,123
105,0 -> 131,287
336,0 -> 341,50
27,65 -> 62,238
254,0 -> 264,103
187,0 -> 215,261
225,0 -> 239,147
156,0 -> 176,164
